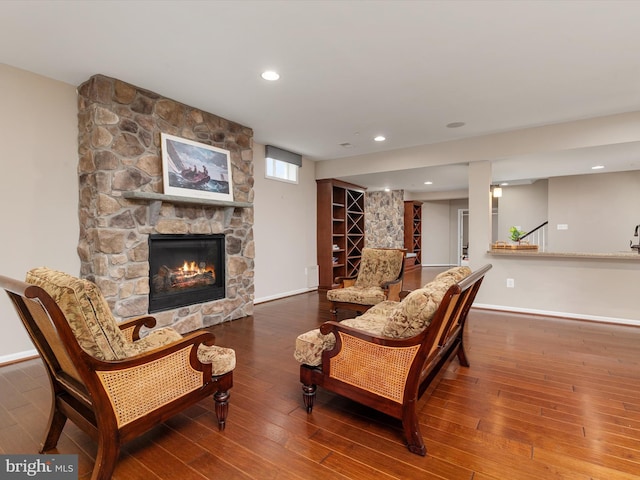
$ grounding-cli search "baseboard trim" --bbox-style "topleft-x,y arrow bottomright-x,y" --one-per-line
256,292 -> 640,326
0,349 -> 38,366
473,303 -> 640,327
254,287 -> 317,305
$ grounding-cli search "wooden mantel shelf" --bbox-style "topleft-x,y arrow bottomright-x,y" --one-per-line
488,250 -> 640,261
123,191 -> 253,208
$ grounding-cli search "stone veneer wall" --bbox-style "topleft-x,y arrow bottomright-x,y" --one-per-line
364,190 -> 404,248
76,74 -> 254,333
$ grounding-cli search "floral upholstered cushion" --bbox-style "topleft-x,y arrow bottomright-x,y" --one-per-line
381,266 -> 472,339
433,266 -> 472,284
293,301 -> 394,366
196,344 -> 237,375
381,277 -> 456,339
129,327 -> 234,373
360,300 -> 400,319
294,329 -> 336,366
326,285 -> 386,306
27,267 -> 131,360
129,327 -> 184,353
354,248 -> 404,288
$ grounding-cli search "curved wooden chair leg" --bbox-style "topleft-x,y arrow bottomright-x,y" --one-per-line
40,407 -> 67,452
403,407 -> 426,456
92,436 -> 120,480
302,384 -> 316,413
214,390 -> 230,431
456,340 -> 470,367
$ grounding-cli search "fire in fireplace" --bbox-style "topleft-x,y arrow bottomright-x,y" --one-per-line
148,234 -> 225,313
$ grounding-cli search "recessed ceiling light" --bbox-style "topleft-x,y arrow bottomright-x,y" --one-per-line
261,70 -> 280,81
500,182 -> 509,186
384,188 -> 390,192
424,181 -> 433,185
591,165 -> 605,170
446,122 -> 466,128
374,135 -> 386,142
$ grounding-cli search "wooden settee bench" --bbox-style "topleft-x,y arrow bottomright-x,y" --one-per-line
294,264 -> 492,456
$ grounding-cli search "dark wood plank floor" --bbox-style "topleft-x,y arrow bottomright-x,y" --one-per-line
2,267 -> 640,479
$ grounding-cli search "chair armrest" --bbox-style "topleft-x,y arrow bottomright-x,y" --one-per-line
333,275 -> 357,288
118,315 -> 157,342
86,330 -> 216,371
382,278 -> 403,301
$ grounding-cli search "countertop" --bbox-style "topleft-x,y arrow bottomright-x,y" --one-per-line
487,250 -> 640,260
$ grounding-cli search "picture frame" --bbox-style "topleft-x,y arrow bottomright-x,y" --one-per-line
161,133 -> 233,202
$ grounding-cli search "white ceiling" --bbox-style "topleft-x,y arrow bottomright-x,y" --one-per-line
2,0 -> 640,193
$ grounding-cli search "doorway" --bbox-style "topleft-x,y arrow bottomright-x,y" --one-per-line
457,209 -> 469,266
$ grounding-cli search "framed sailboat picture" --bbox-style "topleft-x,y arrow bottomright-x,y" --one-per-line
161,133 -> 233,202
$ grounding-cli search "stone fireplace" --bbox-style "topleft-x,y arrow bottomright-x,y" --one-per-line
76,74 -> 254,333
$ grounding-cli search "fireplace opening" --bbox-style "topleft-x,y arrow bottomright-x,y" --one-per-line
148,234 -> 225,313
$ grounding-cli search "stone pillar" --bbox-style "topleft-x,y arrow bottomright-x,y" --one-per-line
365,190 -> 404,248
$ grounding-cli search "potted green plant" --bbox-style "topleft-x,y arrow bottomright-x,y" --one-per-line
509,226 -> 526,243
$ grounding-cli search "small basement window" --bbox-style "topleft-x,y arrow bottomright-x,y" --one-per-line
266,157 -> 298,183
265,145 -> 301,184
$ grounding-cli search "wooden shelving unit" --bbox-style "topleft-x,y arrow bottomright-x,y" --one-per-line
317,179 -> 366,289
404,201 -> 422,270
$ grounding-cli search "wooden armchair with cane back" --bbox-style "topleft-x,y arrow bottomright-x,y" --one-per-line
0,267 -> 235,480
295,264 -> 491,456
326,247 -> 405,320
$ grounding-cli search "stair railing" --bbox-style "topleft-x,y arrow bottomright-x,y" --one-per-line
517,221 -> 548,252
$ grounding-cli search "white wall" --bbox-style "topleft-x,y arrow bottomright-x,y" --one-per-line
466,166 -> 640,324
497,180 -> 548,243
421,201 -> 451,265
253,144 -> 317,302
548,171 -> 640,252
0,65 -> 80,362
421,199 -> 469,266
496,172 -> 640,252
476,256 -> 640,323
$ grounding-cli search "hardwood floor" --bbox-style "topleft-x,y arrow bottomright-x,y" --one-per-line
1,267 -> 640,479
